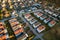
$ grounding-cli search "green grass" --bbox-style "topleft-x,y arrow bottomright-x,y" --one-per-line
43,31 -> 57,40
43,23 -> 60,40
24,27 -> 30,32
0,14 -> 3,20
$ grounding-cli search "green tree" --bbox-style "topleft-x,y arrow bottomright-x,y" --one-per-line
0,10 -> 3,20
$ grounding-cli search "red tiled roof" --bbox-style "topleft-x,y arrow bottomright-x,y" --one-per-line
0,30 -> 4,34
50,20 -> 56,24
41,15 -> 47,18
0,22 -> 8,40
14,28 -> 23,35
1,35 -> 7,40
14,29 -> 20,35
0,22 -> 3,24
38,25 -> 45,30
25,14 -> 31,17
37,13 -> 43,17
0,26 -> 4,29
34,22 -> 40,26
46,18 -> 51,21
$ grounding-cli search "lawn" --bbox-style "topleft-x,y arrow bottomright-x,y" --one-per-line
43,23 -> 60,40
43,32 -> 56,40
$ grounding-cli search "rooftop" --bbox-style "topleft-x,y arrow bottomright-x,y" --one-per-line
37,25 -> 45,30
33,22 -> 41,27
37,12 -> 43,17
49,20 -> 56,25
0,22 -> 8,40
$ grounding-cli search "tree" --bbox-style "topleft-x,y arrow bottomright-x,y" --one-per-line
0,10 -> 3,20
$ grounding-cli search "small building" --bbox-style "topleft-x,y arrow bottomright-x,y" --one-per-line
26,16 -> 34,21
9,18 -> 24,37
37,25 -> 45,33
29,19 -> 37,24
44,18 -> 51,24
0,22 -> 9,40
33,22 -> 41,28
48,20 -> 56,27
17,33 -> 28,40
36,12 -> 43,18
53,13 -> 59,17
40,15 -> 47,20
24,13 -> 31,19
24,14 -> 34,21
34,12 -> 40,15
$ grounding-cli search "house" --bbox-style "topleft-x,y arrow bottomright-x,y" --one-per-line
44,9 -> 49,13
9,18 -> 17,22
36,12 -> 43,18
37,25 -> 45,33
40,15 -> 47,20
53,13 -> 59,17
24,14 -> 34,21
26,16 -> 34,21
29,19 -> 37,24
33,22 -> 41,28
17,33 -> 28,40
24,13 -> 31,19
14,28 -> 24,36
9,18 -> 19,27
48,20 -> 56,27
0,22 -> 9,40
44,9 -> 53,15
48,11 -> 53,15
12,24 -> 22,31
31,7 -> 37,11
2,4 -> 6,8
58,15 -> 60,19
44,18 -> 51,24
34,12 -> 40,15
9,18 -> 24,37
